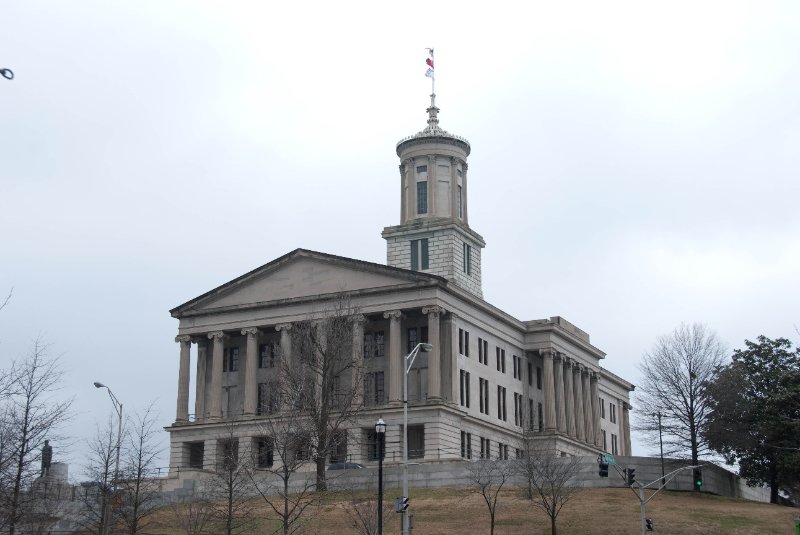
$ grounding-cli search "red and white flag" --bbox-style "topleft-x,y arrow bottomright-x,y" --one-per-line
425,48 -> 434,79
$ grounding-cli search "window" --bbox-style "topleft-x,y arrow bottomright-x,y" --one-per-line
407,326 -> 428,353
457,184 -> 463,218
219,439 -> 238,470
257,438 -> 274,468
459,328 -> 469,356
496,348 -> 505,373
408,425 -> 425,459
257,383 -> 279,415
611,433 -> 618,455
480,437 -> 491,459
610,403 -> 617,424
602,430 -> 607,452
416,164 -> 428,173
460,431 -> 472,459
537,402 -> 544,432
329,431 -> 348,464
528,399 -> 535,429
364,372 -> 385,406
259,343 -> 278,369
363,331 -> 385,359
536,366 -> 542,389
416,181 -> 428,214
365,429 -> 385,461
410,239 -> 429,271
516,448 -> 523,459
513,355 -> 523,380
223,347 -> 239,372
479,378 -> 489,415
600,397 -> 606,419
497,386 -> 507,421
187,442 -> 204,469
463,243 -> 471,274
497,443 -> 509,460
514,393 -> 522,426
528,362 -> 533,385
459,370 -> 470,408
294,434 -> 311,461
478,338 -> 484,364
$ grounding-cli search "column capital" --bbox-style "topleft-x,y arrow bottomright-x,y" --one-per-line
241,327 -> 259,337
350,314 -> 367,325
175,335 -> 192,344
590,371 -> 600,381
207,331 -> 226,341
554,352 -> 565,363
383,310 -> 403,321
275,323 -> 292,332
421,305 -> 445,317
622,401 -> 631,411
581,366 -> 591,376
541,348 -> 555,359
447,311 -> 459,322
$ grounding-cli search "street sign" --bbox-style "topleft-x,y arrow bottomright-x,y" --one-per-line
602,453 -> 616,465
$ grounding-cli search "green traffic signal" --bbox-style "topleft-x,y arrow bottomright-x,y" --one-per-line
693,469 -> 703,487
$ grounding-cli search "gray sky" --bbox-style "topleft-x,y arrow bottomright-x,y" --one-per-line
2,1 -> 798,476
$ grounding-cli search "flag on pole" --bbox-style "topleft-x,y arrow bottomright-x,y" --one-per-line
425,48 -> 434,79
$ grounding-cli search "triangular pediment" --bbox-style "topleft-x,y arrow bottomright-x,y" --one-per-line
171,249 -> 443,317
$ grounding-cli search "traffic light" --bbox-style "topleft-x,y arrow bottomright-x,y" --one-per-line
645,517 -> 654,531
395,496 -> 409,513
626,467 -> 636,486
693,469 -> 703,488
598,462 -> 609,477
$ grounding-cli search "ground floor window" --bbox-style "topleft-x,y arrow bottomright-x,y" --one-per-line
257,438 -> 274,468
365,429 -> 385,461
408,425 -> 424,459
187,442 -> 204,469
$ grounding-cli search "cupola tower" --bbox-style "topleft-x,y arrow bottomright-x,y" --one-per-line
382,93 -> 486,297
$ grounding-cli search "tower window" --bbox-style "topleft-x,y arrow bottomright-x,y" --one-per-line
410,239 -> 429,271
457,185 -> 463,218
416,165 -> 428,173
463,243 -> 471,275
416,182 -> 428,215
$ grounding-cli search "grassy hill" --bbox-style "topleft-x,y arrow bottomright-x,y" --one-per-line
148,486 -> 797,534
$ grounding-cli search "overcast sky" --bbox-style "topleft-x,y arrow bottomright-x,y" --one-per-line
1,1 -> 798,476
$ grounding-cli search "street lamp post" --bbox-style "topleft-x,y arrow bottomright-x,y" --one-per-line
657,412 -> 665,487
402,342 -> 433,535
94,382 -> 123,535
375,417 -> 386,535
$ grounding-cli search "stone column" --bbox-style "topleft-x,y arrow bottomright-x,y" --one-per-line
194,338 -> 207,421
175,335 -> 192,422
400,159 -> 410,222
276,323 -> 292,369
582,368 -> 593,444
448,313 -> 459,403
573,365 -> 585,442
384,310 -> 403,405
422,306 -> 444,400
207,331 -> 225,419
241,328 -> 259,416
542,349 -> 557,432
623,401 -> 632,456
352,315 -> 366,406
553,353 -> 566,433
590,372 -> 601,447
564,359 -> 576,438
461,161 -> 469,223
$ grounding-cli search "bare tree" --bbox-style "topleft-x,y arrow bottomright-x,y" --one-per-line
286,296 -> 364,491
517,440 -> 583,535
79,417 -> 120,535
0,338 -> 73,535
635,323 -> 726,468
466,458 -> 514,535
249,391 -> 318,535
203,424 -> 256,535
117,403 -> 162,534
167,488 -> 215,535
343,484 -> 392,535
0,288 -> 11,313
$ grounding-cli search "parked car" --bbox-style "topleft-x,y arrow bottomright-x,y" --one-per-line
327,462 -> 364,470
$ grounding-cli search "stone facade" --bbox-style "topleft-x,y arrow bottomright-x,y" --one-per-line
164,96 -> 635,485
